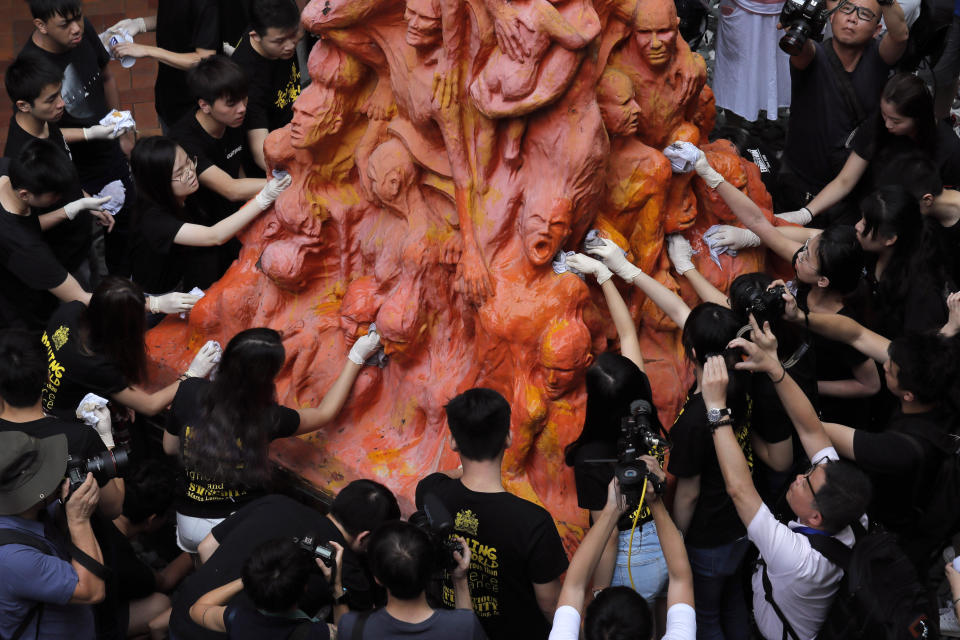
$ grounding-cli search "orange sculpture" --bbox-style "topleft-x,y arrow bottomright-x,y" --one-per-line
146,0 -> 778,540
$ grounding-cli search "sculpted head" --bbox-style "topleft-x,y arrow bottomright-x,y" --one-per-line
539,317 -> 593,400
404,0 -> 443,49
632,0 -> 681,69
598,68 -> 641,137
367,138 -> 419,214
290,83 -> 344,148
521,197 -> 573,266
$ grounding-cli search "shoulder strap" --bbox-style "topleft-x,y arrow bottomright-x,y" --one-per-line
806,534 -> 854,570
351,609 -> 375,640
760,559 -> 803,640
822,39 -> 867,124
0,529 -> 55,555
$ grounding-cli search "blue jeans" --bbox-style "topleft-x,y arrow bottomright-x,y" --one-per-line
687,537 -> 751,640
611,519 -> 669,603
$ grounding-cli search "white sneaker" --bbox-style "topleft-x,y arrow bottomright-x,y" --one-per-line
942,605 -> 960,638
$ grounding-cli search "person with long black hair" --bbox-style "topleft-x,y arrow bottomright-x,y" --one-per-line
162,326 -> 382,553
127,136 -> 290,295
42,276 -> 219,421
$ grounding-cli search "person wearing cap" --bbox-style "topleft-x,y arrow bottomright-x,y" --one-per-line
0,431 -> 104,640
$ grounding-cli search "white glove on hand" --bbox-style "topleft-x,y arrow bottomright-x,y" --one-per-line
108,17 -> 147,36
662,141 -> 702,173
565,253 -> 613,284
64,196 -> 112,220
693,149 -> 725,189
348,329 -> 381,365
667,234 -> 696,275
255,174 -> 293,210
83,124 -> 123,141
585,237 -> 642,282
91,406 -> 114,449
775,208 -> 813,226
149,292 -> 200,315
185,341 -> 221,379
703,224 -> 761,254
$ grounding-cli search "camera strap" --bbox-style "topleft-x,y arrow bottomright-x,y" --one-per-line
822,38 -> 867,125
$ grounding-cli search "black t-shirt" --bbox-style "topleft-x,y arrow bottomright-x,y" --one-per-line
168,112 -> 247,224
128,199 -> 221,293
338,608 -> 488,640
939,218 -> 960,290
783,38 -> 891,191
231,36 -> 301,133
93,520 -> 158,640
155,0 -> 220,125
165,378 -> 300,517
219,0 -> 253,51
41,301 -> 129,420
853,410 -> 947,535
223,600 -> 329,640
20,20 -> 118,185
4,116 -> 91,273
0,174 -> 69,331
0,416 -> 108,470
852,116 -> 960,190
168,494 -> 374,640
414,474 -> 569,640
667,393 -> 752,547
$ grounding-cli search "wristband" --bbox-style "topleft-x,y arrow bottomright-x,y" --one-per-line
770,366 -> 787,384
710,418 -> 734,433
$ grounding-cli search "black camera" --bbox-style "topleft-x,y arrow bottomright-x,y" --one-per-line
779,0 -> 829,55
294,533 -> 337,568
614,400 -> 669,504
410,493 -> 464,572
66,448 -> 129,491
746,284 -> 787,329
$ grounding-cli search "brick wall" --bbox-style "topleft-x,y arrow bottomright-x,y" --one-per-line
0,0 -> 162,153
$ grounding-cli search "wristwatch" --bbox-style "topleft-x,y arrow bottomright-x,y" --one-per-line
333,588 -> 349,606
706,407 -> 733,424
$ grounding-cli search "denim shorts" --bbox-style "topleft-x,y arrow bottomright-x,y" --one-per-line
611,519 -> 669,602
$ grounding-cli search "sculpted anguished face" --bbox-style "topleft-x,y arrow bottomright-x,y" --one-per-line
598,70 -> 641,137
540,319 -> 593,400
633,0 -> 681,69
289,84 -> 343,149
521,199 -> 573,266
404,0 -> 443,49
367,140 -> 417,214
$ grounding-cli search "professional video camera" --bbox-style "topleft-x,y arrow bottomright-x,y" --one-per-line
614,400 -> 669,503
778,0 -> 830,55
409,492 -> 464,572
66,448 -> 129,491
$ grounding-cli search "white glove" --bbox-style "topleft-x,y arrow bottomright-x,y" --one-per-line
662,141 -> 701,173
185,341 -> 222,379
565,252 -> 613,284
76,394 -> 114,449
667,234 -> 696,275
703,224 -> 761,253
348,329 -> 381,365
775,208 -> 813,226
222,41 -> 236,56
108,17 -> 147,36
91,406 -> 114,449
585,237 -> 642,282
83,124 -> 123,141
255,174 -> 293,210
149,292 -> 200,314
64,196 -> 111,220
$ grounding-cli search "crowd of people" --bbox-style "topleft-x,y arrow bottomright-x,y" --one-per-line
2,0 -> 960,639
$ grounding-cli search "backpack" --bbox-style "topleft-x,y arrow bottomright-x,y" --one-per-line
763,522 -> 936,640
0,529 -> 55,640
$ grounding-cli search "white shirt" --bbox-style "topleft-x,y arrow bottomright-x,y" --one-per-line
749,446 -> 863,640
548,602 -> 696,640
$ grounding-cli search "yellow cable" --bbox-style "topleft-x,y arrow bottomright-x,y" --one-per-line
626,476 -> 649,593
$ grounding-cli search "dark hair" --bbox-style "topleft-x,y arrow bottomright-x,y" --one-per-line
445,388 -> 511,461
815,225 -> 865,295
583,586 -> 653,640
9,137 -> 77,196
879,73 -> 937,157
0,330 -> 46,408
130,136 -> 184,216
27,0 -> 80,21
186,55 -> 248,106
368,520 -> 434,599
81,277 -> 148,385
564,353 -> 661,466
814,460 -> 873,534
681,303 -> 742,366
888,333 -> 960,408
242,539 -> 313,613
250,0 -> 301,36
329,479 -> 401,538
877,151 -> 944,201
122,460 -> 176,524
184,329 -> 285,486
5,52 -> 62,106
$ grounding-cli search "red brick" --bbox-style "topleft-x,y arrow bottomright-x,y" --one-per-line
133,101 -> 159,130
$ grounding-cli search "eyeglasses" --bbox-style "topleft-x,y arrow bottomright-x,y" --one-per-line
837,1 -> 879,22
802,461 -> 824,498
172,156 -> 198,184
796,238 -> 811,264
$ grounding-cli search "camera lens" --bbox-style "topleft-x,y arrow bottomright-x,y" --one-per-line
779,29 -> 806,55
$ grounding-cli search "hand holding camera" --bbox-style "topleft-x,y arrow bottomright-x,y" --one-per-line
316,540 -> 344,593
62,473 -> 100,524
728,316 -> 782,376
450,536 -> 471,581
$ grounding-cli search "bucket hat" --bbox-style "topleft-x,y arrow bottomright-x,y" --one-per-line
0,431 -> 68,515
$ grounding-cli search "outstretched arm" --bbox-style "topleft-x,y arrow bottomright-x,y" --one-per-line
804,152 -> 869,219
667,234 -> 729,307
643,457 -> 694,609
